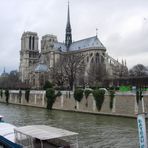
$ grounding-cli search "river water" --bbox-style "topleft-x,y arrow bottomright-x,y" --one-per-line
0,103 -> 142,148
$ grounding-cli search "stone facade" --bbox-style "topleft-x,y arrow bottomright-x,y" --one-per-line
19,4 -> 128,89
19,32 -> 39,83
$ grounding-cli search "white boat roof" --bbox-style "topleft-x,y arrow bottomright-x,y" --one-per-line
14,125 -> 78,140
0,123 -> 16,142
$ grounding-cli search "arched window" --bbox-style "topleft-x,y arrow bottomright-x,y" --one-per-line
91,57 -> 94,63
29,36 -> 31,50
101,56 -> 104,63
87,56 -> 89,62
96,53 -> 99,56
32,36 -> 35,50
95,53 -> 99,63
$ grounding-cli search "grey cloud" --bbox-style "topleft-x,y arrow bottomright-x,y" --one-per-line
106,18 -> 148,56
0,0 -> 148,73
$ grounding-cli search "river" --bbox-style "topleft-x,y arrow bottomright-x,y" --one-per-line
0,103 -> 141,148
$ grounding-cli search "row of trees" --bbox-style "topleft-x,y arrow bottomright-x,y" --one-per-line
114,64 -> 148,87
1,60 -> 148,90
129,64 -> 148,77
51,53 -> 148,89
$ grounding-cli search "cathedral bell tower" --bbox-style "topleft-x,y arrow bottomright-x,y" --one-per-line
65,2 -> 72,51
19,32 -> 39,83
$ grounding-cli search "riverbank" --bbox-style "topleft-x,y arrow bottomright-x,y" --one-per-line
0,90 -> 147,118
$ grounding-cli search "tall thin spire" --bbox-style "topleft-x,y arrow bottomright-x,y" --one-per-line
65,1 -> 72,51
67,1 -> 70,26
3,67 -> 5,73
96,28 -> 98,37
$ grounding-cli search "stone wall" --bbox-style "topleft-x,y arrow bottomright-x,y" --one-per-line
0,90 -> 46,108
0,90 -> 148,118
53,92 -> 141,117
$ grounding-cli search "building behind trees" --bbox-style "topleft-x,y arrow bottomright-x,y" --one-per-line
19,3 -> 128,89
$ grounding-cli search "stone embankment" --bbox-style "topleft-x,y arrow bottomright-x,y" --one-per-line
0,90 -> 148,118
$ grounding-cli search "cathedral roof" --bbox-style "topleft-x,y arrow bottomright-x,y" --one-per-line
69,36 -> 106,51
53,42 -> 67,52
34,63 -> 48,73
53,36 -> 106,52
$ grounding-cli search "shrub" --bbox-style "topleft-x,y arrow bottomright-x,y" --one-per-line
43,81 -> 53,90
5,89 -> 9,104
46,88 -> 56,110
84,89 -> 92,107
74,89 -> 84,102
0,89 -> 3,98
25,89 -> 30,103
109,90 -> 115,110
84,89 -> 92,99
56,91 -> 62,97
136,90 -> 143,104
93,89 -> 105,111
19,89 -> 22,103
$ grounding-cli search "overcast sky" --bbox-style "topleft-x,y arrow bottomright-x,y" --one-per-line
0,0 -> 148,73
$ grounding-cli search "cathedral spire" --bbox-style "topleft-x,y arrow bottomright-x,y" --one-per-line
65,1 -> 72,51
3,67 -> 5,73
67,1 -> 70,26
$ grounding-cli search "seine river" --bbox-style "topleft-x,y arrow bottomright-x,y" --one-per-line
0,103 -> 142,148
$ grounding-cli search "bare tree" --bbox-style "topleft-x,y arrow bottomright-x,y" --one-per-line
129,64 -> 148,77
53,53 -> 85,90
87,62 -> 108,87
50,60 -> 66,88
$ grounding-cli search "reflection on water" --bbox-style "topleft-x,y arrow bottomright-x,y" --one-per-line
0,103 -> 141,147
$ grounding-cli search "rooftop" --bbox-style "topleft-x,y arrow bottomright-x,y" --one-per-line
69,36 -> 106,51
14,125 -> 78,140
53,36 -> 106,52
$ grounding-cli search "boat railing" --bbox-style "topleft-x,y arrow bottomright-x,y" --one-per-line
15,136 -> 78,148
14,131 -> 33,148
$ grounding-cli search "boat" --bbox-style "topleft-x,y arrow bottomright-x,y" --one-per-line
0,122 -> 22,148
14,125 -> 78,148
0,116 -> 79,148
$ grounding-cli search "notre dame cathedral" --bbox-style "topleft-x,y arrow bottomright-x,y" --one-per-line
19,3 -> 128,89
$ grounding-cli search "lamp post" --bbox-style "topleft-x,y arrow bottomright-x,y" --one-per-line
137,88 -> 147,148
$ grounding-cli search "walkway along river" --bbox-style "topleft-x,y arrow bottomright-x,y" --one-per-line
0,103 -> 145,148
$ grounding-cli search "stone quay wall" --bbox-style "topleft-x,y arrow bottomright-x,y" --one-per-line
0,90 -> 148,118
